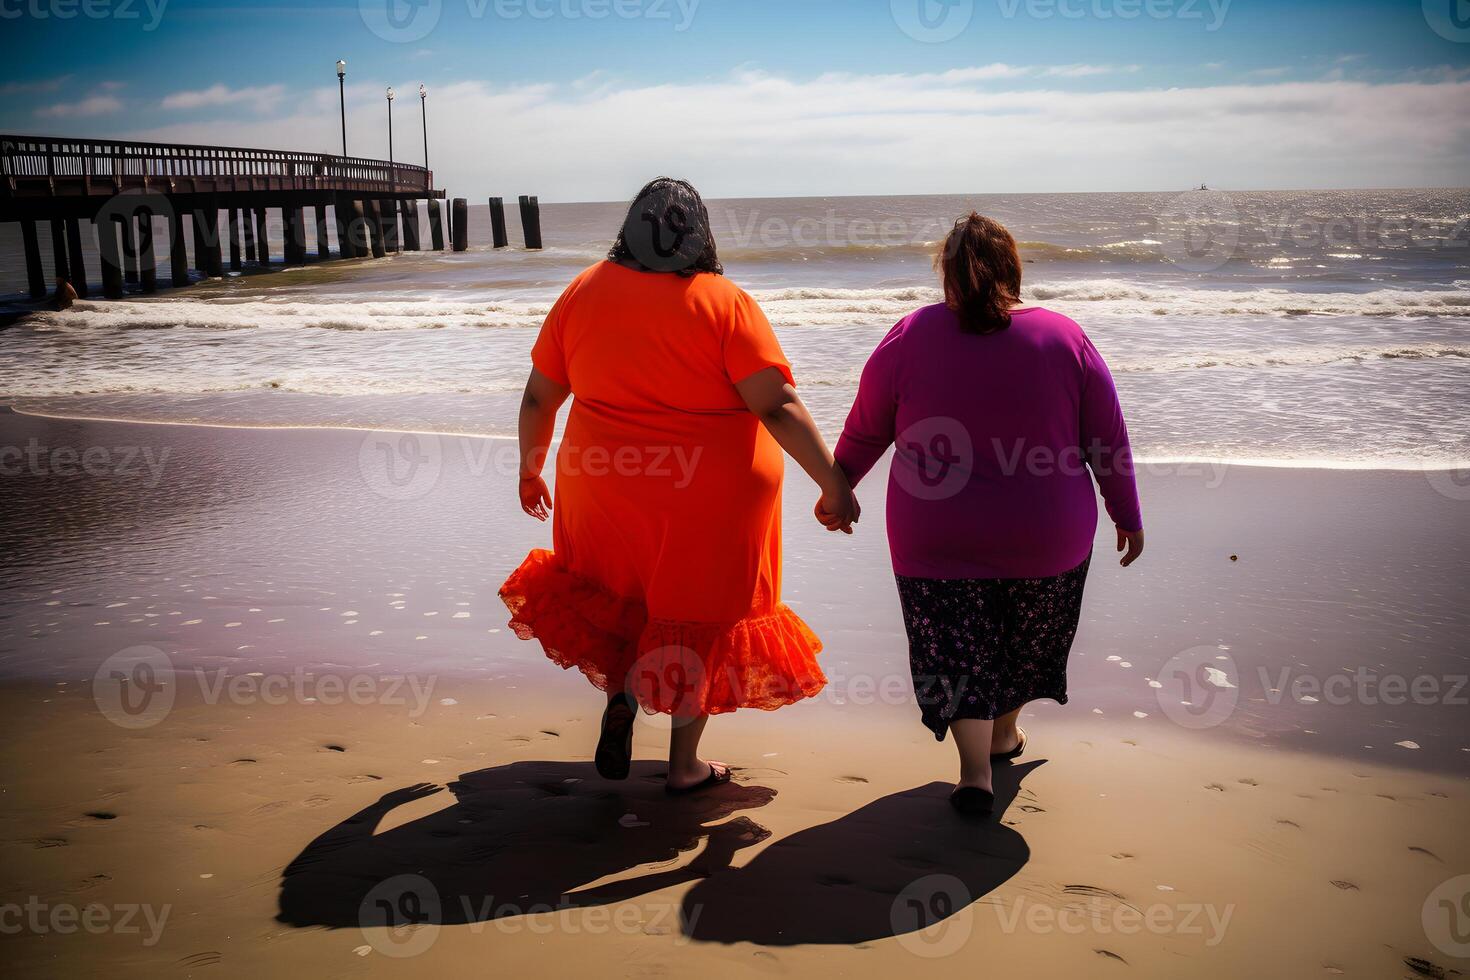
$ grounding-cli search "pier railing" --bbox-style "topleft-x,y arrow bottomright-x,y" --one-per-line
0,134 -> 434,199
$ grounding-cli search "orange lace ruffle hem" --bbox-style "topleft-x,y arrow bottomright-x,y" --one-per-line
498,549 -> 826,716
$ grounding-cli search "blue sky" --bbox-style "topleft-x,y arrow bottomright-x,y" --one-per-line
3,0 -> 1468,197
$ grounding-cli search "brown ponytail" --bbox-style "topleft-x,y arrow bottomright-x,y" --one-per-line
937,212 -> 1022,335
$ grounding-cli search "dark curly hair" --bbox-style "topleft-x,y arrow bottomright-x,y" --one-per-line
938,212 -> 1022,335
608,177 -> 723,277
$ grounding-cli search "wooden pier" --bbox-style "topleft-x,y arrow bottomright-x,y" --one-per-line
0,134 -> 447,300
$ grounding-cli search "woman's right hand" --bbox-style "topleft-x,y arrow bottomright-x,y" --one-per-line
815,481 -> 860,534
1116,527 -> 1144,567
519,475 -> 552,521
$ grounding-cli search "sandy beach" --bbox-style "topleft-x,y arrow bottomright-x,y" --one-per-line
1,406 -> 1467,978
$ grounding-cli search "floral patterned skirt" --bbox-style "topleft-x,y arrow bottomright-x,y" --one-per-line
895,554 -> 1090,741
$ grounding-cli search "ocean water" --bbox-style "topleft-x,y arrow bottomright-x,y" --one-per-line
2,189 -> 1468,465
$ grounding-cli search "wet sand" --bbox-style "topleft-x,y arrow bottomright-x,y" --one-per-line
1,407 -> 1467,977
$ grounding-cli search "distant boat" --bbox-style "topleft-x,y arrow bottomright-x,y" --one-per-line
1194,183 -> 1210,191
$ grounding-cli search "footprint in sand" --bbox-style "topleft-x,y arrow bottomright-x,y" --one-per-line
178,953 -> 222,968
834,775 -> 869,784
250,801 -> 288,816
301,795 -> 333,808
229,758 -> 257,766
1205,783 -> 1226,792
1408,846 -> 1443,863
33,837 -> 68,848
1238,778 -> 1259,786
539,730 -> 560,737
342,774 -> 383,784
322,744 -> 346,753
1276,819 -> 1301,829
63,873 -> 113,894
1329,880 -> 1358,891
1065,884 -> 1129,902
1095,949 -> 1128,965
1111,852 -> 1134,861
1404,956 -> 1447,979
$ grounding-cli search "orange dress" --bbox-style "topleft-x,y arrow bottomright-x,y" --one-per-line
499,262 -> 826,716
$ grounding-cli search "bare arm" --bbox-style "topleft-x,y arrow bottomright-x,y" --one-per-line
734,367 -> 858,532
517,367 -> 571,521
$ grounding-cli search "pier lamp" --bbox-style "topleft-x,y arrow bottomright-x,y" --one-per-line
419,84 -> 428,172
386,86 -> 396,189
335,60 -> 346,156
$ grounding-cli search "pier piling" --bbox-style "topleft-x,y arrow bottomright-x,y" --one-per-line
427,199 -> 445,250
381,200 -> 401,253
169,210 -> 189,287
21,219 -> 45,298
228,209 -> 242,271
315,205 -> 330,260
49,218 -> 69,286
191,211 -> 208,274
97,215 -> 124,299
242,207 -> 256,263
489,197 -> 508,248
518,195 -> 543,250
202,208 -> 224,278
254,207 -> 270,268
366,200 -> 387,258
137,209 -> 157,294
65,217 -> 88,296
121,217 -> 139,284
451,197 -> 468,252
401,201 -> 421,251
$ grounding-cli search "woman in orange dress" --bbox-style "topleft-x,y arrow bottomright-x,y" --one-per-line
500,178 -> 858,793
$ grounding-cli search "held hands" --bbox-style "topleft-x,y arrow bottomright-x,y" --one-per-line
519,474 -> 552,521
1116,527 -> 1145,567
814,479 -> 860,534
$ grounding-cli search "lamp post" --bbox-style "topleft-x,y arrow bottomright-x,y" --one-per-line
386,86 -> 395,188
418,84 -> 428,172
335,60 -> 346,156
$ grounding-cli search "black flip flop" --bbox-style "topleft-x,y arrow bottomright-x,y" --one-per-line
949,786 -> 995,816
594,693 -> 636,780
991,727 -> 1027,762
665,762 -> 733,796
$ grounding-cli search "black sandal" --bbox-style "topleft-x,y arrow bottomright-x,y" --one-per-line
949,786 -> 995,816
665,761 -> 733,796
991,727 -> 1027,762
595,693 -> 636,780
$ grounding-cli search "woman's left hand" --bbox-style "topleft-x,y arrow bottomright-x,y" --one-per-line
519,475 -> 553,521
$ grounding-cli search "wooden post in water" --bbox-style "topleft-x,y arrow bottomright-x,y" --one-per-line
401,201 -> 421,251
451,197 -> 468,251
137,208 -> 157,294
228,208 -> 242,271
169,208 -> 189,286
202,208 -> 224,278
366,200 -> 387,258
518,195 -> 543,250
427,199 -> 445,250
254,207 -> 271,267
283,206 -> 307,265
96,214 -> 124,299
242,206 -> 256,262
489,197 -> 508,248
315,205 -> 330,260
49,218 -> 69,285
382,200 -> 401,253
121,216 -> 139,284
344,198 -> 369,258
21,219 -> 46,298
65,216 -> 88,296
332,197 -> 352,258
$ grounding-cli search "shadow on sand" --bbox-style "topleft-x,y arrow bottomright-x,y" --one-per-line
278,757 -> 1038,947
276,760 -> 777,929
681,760 -> 1040,945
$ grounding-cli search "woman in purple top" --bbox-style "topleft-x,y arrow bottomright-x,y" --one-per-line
828,213 -> 1145,816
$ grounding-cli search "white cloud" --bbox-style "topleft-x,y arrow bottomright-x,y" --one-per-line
130,69 -> 1470,199
161,84 -> 287,112
36,95 -> 123,119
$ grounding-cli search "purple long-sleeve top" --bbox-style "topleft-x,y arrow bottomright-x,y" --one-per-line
834,303 -> 1142,580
